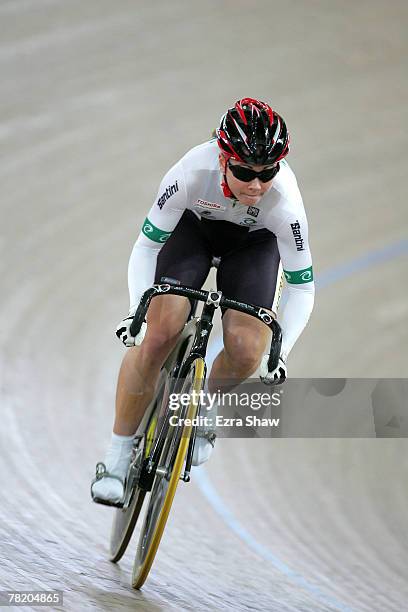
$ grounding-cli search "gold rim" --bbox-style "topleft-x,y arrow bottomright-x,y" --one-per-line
132,358 -> 205,589
145,413 -> 157,458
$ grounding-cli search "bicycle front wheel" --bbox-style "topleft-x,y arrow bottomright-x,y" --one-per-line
132,357 -> 205,589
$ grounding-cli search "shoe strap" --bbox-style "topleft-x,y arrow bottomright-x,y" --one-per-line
93,462 -> 124,485
196,431 -> 217,447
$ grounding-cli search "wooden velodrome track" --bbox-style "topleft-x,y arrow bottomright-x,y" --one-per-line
1,1 -> 407,610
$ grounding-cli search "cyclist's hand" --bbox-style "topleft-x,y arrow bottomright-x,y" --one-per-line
260,355 -> 287,386
115,309 -> 147,347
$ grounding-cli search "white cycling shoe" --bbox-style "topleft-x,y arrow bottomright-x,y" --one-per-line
192,403 -> 217,466
91,462 -> 130,506
192,431 -> 216,466
91,434 -> 134,506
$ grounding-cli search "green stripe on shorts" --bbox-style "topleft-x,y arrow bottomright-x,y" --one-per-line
142,218 -> 172,243
283,266 -> 314,284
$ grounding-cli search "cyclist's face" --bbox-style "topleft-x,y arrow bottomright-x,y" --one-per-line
220,155 -> 276,206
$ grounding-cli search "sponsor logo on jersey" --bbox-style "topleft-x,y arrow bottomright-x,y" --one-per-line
284,266 -> 314,284
157,181 -> 179,209
240,217 -> 257,226
290,220 -> 305,251
247,206 -> 259,217
142,217 -> 172,243
194,199 -> 226,211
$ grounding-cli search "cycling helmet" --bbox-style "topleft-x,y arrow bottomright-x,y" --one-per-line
216,97 -> 290,165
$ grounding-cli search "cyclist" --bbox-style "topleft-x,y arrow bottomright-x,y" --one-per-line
91,98 -> 314,505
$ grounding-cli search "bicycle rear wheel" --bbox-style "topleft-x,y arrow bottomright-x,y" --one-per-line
132,357 -> 205,589
109,395 -> 162,562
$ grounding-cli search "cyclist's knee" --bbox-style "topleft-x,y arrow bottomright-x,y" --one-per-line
142,324 -> 182,359
142,295 -> 189,360
223,327 -> 265,371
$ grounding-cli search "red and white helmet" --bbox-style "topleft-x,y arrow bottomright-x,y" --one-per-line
216,98 -> 290,164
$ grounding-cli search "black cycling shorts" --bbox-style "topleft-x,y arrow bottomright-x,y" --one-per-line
154,210 -> 282,313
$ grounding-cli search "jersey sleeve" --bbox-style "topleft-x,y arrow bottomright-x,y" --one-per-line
272,208 -> 315,359
127,160 -> 188,310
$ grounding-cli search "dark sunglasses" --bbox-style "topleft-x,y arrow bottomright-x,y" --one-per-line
228,160 -> 280,182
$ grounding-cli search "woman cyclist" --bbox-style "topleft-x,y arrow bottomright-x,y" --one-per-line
91,98 -> 315,505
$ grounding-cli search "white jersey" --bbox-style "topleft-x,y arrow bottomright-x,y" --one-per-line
128,140 -> 315,358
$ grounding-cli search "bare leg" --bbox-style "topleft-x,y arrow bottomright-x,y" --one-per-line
91,295 -> 191,502
191,310 -> 270,466
113,294 -> 191,435
208,310 -> 270,394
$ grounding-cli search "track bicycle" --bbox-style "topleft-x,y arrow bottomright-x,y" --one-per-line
109,278 -> 282,589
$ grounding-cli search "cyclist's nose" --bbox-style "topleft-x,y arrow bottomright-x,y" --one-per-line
248,178 -> 262,190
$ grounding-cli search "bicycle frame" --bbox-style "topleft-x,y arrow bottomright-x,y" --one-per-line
133,283 -> 282,492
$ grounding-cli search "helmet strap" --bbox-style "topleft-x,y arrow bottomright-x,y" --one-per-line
219,154 -> 235,199
221,173 -> 235,199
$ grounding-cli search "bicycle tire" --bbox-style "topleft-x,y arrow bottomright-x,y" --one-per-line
109,489 -> 146,563
131,357 -> 205,589
109,406 -> 160,562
